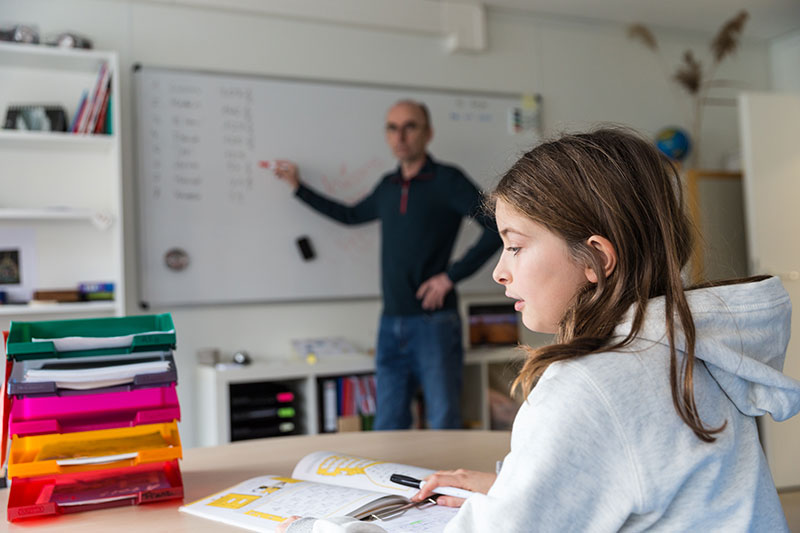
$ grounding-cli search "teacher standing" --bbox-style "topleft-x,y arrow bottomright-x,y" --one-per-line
273,100 -> 501,430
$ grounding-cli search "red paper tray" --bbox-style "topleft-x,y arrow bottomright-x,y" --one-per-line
7,459 -> 183,521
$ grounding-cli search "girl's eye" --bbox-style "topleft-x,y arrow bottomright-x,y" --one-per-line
505,246 -> 521,255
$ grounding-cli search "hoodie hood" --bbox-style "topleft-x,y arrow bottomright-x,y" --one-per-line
614,276 -> 800,422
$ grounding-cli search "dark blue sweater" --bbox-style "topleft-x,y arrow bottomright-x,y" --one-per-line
295,155 -> 501,316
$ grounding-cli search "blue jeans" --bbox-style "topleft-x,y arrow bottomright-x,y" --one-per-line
374,311 -> 463,430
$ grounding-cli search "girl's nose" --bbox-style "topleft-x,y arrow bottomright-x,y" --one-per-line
493,261 -> 509,285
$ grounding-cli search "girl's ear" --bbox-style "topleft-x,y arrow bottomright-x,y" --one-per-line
584,235 -> 617,283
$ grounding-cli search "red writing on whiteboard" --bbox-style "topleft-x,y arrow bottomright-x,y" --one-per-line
321,158 -> 386,202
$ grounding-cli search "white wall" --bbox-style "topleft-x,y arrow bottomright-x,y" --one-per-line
771,29 -> 800,91
1,0 -> 771,447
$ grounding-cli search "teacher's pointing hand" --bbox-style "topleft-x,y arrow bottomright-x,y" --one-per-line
273,159 -> 301,191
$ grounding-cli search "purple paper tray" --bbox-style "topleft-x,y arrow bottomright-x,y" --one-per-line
7,352 -> 177,398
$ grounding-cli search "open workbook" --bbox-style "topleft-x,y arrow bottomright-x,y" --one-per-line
179,451 -> 459,532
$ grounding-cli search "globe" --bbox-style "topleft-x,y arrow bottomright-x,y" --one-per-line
655,127 -> 691,162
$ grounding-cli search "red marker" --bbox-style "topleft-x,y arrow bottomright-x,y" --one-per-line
258,160 -> 271,169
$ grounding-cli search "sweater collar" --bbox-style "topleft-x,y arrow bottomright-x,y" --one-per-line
389,154 -> 436,183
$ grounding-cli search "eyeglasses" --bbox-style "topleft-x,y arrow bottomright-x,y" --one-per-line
385,121 -> 424,134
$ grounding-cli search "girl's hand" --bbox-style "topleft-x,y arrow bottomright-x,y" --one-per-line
411,469 -> 497,507
276,515 -> 301,533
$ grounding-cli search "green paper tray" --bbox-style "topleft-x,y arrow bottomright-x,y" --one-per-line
6,314 -> 176,361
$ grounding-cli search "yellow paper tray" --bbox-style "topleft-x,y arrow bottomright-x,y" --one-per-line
8,421 -> 182,479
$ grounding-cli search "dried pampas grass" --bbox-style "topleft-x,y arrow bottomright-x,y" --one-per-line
711,11 -> 749,63
625,9 -> 749,167
673,51 -> 702,94
627,24 -> 658,51
627,9 -> 748,95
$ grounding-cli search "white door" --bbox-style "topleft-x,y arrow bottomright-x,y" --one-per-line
739,92 -> 800,489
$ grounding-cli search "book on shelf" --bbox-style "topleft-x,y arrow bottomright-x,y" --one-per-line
79,61 -> 106,133
67,89 -> 89,133
320,375 -> 376,433
69,90 -> 88,133
93,80 -> 111,134
87,77 -> 111,134
321,379 -> 338,433
105,93 -> 113,134
72,61 -> 111,134
180,450 -> 457,532
79,281 -> 114,301
32,289 -> 82,303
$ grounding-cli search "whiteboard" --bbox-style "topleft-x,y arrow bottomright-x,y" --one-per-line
134,66 -> 540,307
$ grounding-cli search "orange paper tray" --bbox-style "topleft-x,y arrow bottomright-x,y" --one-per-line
8,421 -> 182,479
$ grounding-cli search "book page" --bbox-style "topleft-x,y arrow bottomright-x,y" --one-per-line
180,475 -> 400,532
377,502 -> 459,533
292,451 -> 436,497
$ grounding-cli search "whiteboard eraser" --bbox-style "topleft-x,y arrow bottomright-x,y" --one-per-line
297,236 -> 315,261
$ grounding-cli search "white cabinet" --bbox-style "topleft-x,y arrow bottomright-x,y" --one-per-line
739,92 -> 800,489
196,347 -> 521,447
0,43 -> 123,325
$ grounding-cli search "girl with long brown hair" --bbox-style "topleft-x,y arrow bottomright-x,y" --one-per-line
412,127 -> 800,531
282,128 -> 800,532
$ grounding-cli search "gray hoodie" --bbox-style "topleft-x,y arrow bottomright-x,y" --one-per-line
447,276 -> 800,532
292,277 -> 800,532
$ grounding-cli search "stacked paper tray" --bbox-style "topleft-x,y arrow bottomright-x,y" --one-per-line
7,459 -> 184,521
7,352 -> 178,397
6,314 -> 176,361
9,384 -> 180,437
8,421 -> 182,478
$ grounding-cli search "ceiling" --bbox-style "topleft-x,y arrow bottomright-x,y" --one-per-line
480,0 -> 800,41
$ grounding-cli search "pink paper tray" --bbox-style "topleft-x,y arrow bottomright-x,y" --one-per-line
9,384 -> 180,437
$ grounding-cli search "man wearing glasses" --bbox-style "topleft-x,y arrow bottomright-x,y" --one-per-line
274,100 -> 500,431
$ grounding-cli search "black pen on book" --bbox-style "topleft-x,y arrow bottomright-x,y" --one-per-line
390,474 -> 474,499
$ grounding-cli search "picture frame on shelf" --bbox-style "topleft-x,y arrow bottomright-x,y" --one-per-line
3,104 -> 67,132
0,227 -> 37,303
468,303 -> 519,347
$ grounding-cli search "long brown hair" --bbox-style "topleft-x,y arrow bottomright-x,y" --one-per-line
495,127 -> 724,442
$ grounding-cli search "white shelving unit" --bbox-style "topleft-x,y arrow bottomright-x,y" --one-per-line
0,42 -> 123,325
196,346 -> 522,447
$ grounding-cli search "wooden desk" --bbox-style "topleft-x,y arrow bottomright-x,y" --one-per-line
0,430 -> 510,532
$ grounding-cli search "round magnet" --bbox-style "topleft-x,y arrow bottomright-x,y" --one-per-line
165,247 -> 190,271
